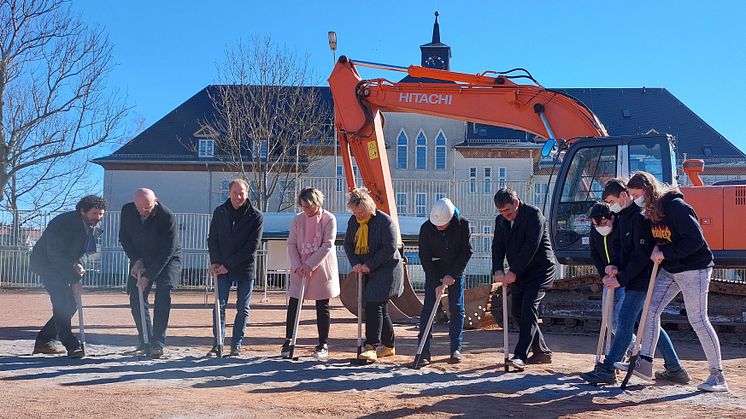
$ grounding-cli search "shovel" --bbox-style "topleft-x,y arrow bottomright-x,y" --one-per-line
413,282 -> 447,369
136,273 -> 150,356
213,273 -> 223,358
502,283 -> 510,372
620,260 -> 660,390
75,290 -> 86,355
287,275 -> 308,361
595,285 -> 614,364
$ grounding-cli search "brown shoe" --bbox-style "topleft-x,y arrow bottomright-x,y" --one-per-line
526,352 -> 552,365
32,342 -> 66,355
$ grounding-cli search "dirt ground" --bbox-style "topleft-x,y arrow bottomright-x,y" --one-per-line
1,289 -> 744,419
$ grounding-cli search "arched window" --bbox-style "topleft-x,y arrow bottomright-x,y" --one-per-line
415,130 -> 427,170
396,130 -> 408,170
435,130 -> 447,171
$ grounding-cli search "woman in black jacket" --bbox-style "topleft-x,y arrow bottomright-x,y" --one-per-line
343,188 -> 404,362
416,198 -> 473,366
628,171 -> 727,392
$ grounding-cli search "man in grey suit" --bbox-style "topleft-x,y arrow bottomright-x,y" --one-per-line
119,188 -> 182,358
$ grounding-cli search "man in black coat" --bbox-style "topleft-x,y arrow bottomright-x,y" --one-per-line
30,195 -> 107,358
206,179 -> 263,357
417,198 -> 473,366
491,187 -> 555,370
119,188 -> 182,358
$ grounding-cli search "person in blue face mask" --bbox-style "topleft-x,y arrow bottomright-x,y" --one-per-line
581,179 -> 687,386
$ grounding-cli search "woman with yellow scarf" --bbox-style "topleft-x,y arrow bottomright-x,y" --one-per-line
343,188 -> 404,362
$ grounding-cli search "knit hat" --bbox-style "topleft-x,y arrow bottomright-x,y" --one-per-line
430,198 -> 456,227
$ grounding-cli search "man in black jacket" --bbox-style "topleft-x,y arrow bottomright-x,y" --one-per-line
206,179 -> 263,357
30,195 -> 107,358
119,188 -> 182,358
491,187 -> 555,370
416,198 -> 473,366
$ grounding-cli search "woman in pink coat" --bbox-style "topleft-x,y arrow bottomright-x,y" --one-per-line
281,188 -> 340,359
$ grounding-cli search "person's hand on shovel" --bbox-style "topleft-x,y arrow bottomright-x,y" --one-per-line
651,246 -> 665,264
137,274 -> 150,291
602,275 -> 621,289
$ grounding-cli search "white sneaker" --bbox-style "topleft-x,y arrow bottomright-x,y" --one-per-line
614,357 -> 653,381
313,344 -> 328,360
697,369 -> 729,392
625,335 -> 637,358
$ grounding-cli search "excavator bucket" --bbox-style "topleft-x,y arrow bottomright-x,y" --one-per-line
339,267 -> 423,322
442,283 -> 499,329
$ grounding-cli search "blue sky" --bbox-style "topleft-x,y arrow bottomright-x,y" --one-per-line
73,0 -> 746,159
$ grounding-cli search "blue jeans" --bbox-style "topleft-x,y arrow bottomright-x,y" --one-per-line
128,281 -> 172,349
38,276 -> 80,351
212,276 -> 254,348
602,289 -> 681,370
641,267 -> 722,371
418,276 -> 465,354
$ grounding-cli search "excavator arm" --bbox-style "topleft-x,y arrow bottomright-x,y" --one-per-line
329,56 -> 607,223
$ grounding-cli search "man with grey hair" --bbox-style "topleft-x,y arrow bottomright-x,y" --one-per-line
206,179 -> 263,357
119,188 -> 182,358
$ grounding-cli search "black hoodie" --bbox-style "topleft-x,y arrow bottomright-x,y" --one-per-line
589,217 -> 619,278
651,191 -> 714,273
419,214 -> 473,283
616,203 -> 654,292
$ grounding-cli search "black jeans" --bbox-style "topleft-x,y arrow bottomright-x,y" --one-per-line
37,276 -> 80,351
128,281 -> 172,349
365,301 -> 395,347
510,283 -> 551,361
285,298 -> 330,345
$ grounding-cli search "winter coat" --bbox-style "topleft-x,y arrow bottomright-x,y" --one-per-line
343,210 -> 404,303
30,211 -> 100,283
207,199 -> 264,282
287,209 -> 340,300
418,213 -> 473,284
119,202 -> 182,289
491,202 -> 555,288
589,218 -> 620,278
651,191 -> 714,273
616,203 -> 654,292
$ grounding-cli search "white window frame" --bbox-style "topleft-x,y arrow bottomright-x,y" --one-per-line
415,129 -> 427,170
498,167 -> 507,189
435,130 -> 447,171
415,192 -> 427,217
484,167 -> 492,194
396,192 -> 408,216
469,167 -> 477,193
198,139 -> 215,158
396,129 -> 408,170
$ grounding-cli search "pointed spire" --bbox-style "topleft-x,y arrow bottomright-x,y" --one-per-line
432,11 -> 440,44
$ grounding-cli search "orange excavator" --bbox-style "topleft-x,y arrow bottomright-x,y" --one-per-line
329,56 -> 746,329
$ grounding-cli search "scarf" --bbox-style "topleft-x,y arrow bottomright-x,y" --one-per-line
354,214 -> 372,255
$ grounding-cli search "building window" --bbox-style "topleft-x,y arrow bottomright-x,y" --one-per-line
396,130 -> 408,170
415,193 -> 427,217
336,165 -> 344,192
533,182 -> 548,207
396,192 -> 408,216
469,167 -> 477,193
220,179 -> 230,200
415,130 -> 427,170
498,167 -> 507,189
484,167 -> 492,194
436,192 -> 445,201
259,141 -> 268,160
435,131 -> 447,171
482,225 -> 491,252
199,139 -> 215,158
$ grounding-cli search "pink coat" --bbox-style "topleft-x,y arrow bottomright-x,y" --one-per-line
287,209 -> 340,300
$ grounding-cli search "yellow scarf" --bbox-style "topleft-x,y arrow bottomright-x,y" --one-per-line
354,214 -> 372,255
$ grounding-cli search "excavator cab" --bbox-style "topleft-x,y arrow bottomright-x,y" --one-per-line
548,134 -> 676,265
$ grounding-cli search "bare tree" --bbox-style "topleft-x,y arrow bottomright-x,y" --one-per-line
0,0 -> 129,227
206,36 -> 331,212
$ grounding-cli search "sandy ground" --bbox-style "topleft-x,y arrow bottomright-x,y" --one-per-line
1,289 -> 744,419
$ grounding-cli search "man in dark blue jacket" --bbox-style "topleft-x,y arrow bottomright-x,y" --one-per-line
30,195 -> 107,358
119,188 -> 182,358
491,187 -> 555,370
206,179 -> 263,357
417,198 -> 473,366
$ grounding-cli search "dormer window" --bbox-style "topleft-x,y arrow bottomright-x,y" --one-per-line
198,139 -> 215,158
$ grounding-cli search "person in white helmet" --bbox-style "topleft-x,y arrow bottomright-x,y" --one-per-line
415,198 -> 473,366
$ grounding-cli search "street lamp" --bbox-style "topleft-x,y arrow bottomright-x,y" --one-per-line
328,31 -> 339,207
